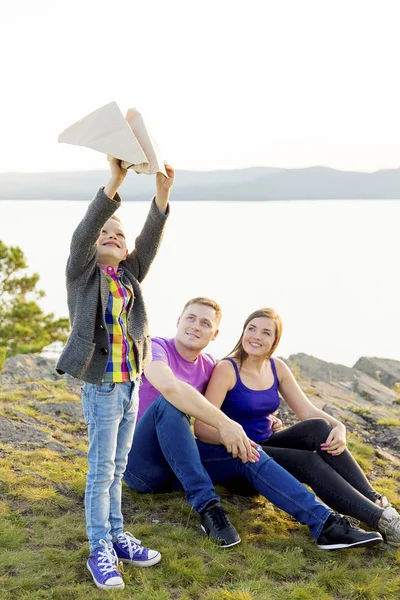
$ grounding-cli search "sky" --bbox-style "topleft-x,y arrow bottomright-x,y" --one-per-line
1,0 -> 399,174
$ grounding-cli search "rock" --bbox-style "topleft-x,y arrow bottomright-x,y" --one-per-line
1,350 -> 400,458
370,433 -> 400,451
375,447 -> 400,465
285,353 -> 355,383
34,401 -> 84,422
0,353 -> 59,381
353,372 -> 398,406
4,409 -> 40,426
0,416 -> 51,446
354,357 -> 400,390
0,354 -> 82,393
322,403 -> 368,426
45,441 -> 69,453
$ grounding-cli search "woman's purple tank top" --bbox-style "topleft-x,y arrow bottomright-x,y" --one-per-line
221,358 -> 280,442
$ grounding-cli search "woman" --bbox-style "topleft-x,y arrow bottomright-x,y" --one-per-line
194,308 -> 400,546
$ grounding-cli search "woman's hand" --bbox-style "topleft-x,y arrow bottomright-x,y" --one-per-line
271,415 -> 283,432
320,423 -> 347,455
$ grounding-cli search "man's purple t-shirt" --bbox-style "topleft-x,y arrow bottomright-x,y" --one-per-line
137,337 -> 216,421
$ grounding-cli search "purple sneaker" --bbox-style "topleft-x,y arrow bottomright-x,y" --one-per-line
113,532 -> 161,567
87,539 -> 124,590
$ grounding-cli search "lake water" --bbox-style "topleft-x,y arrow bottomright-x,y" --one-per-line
1,199 -> 399,367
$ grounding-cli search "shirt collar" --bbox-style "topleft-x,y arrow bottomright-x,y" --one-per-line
99,264 -> 124,278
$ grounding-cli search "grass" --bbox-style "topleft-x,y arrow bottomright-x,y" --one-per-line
376,418 -> 400,427
301,387 -> 320,397
1,386 -> 400,598
350,406 -> 373,420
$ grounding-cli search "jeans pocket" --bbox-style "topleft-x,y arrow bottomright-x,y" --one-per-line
95,382 -> 117,396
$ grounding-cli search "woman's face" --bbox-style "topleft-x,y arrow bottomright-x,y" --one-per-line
242,317 -> 276,358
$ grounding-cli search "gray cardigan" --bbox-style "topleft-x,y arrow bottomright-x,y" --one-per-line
56,188 -> 169,383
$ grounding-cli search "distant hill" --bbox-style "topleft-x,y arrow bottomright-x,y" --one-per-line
1,166 -> 399,200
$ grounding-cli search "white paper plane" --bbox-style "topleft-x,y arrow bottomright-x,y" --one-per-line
58,102 -> 167,176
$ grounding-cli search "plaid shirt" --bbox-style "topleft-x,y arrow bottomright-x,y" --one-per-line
100,264 -> 137,382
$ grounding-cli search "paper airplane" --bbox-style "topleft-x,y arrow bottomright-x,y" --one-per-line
58,102 -> 167,176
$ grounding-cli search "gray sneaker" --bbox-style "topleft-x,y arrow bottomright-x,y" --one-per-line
378,506 -> 400,547
377,496 -> 390,509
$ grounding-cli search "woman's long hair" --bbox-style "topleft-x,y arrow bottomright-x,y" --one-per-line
227,308 -> 283,367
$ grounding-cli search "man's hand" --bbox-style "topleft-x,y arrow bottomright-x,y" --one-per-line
218,418 -> 260,464
320,423 -> 347,455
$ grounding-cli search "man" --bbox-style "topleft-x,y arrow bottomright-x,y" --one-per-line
123,297 -> 382,550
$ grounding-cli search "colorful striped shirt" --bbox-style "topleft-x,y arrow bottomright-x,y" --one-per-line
100,264 -> 137,382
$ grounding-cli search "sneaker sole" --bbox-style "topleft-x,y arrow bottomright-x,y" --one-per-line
120,552 -> 162,567
200,525 -> 241,548
317,535 -> 383,550
86,562 -> 125,590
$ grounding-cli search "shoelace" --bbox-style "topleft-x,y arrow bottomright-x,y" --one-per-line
340,516 -> 360,532
117,532 -> 145,558
208,506 -> 231,532
97,539 -> 120,575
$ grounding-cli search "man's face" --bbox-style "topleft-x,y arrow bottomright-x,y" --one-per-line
176,303 -> 219,353
96,218 -> 128,266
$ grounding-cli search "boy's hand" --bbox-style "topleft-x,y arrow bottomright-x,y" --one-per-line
108,156 -> 128,183
155,162 -> 175,213
104,157 -> 128,199
156,162 -> 175,194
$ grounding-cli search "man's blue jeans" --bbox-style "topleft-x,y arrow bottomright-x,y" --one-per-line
82,380 -> 139,552
123,396 -> 331,539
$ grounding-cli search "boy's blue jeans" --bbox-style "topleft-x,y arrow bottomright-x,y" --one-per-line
82,380 -> 139,552
123,396 -> 331,539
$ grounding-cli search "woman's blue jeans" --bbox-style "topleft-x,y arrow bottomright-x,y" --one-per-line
124,396 -> 331,539
82,380 -> 139,551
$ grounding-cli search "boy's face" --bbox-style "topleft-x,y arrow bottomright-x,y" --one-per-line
96,218 -> 128,266
176,303 -> 219,353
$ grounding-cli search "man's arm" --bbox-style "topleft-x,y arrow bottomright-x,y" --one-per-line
122,164 -> 174,282
144,360 -> 258,463
67,159 -> 127,280
194,360 -> 237,444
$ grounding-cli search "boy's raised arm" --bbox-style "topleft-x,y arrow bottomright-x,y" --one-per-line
67,159 -> 127,280
123,163 -> 175,282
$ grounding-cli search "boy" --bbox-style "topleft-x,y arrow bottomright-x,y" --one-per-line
56,158 -> 174,590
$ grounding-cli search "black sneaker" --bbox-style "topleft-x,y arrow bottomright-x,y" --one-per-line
200,503 -> 241,548
317,514 -> 383,550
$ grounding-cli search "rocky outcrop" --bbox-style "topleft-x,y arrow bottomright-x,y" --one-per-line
282,353 -> 400,454
0,354 -> 84,453
354,357 -> 400,390
285,353 -> 355,383
0,352 -> 399,457
0,353 -> 82,394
